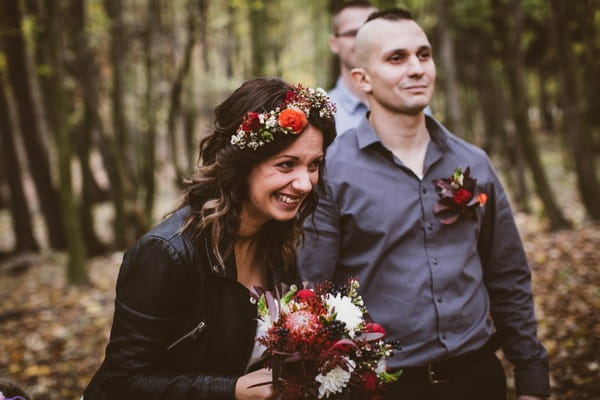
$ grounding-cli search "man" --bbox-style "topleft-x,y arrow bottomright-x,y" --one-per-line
298,8 -> 549,400
327,1 -> 377,135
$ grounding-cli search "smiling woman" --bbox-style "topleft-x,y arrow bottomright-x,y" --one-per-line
82,77 -> 336,400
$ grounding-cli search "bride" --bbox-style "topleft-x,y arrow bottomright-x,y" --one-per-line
83,77 -> 336,400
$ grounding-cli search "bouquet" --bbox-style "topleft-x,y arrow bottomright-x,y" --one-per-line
255,278 -> 401,400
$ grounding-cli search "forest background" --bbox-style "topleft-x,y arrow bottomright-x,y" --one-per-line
0,0 -> 598,399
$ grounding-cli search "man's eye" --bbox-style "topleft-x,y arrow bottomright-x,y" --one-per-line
418,52 -> 431,60
389,54 -> 405,63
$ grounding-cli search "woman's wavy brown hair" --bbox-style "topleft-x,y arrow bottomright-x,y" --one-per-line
179,77 -> 335,272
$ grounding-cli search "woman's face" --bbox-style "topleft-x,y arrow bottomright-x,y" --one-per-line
241,125 -> 324,233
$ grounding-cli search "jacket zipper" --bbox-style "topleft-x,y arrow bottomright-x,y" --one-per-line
166,321 -> 206,351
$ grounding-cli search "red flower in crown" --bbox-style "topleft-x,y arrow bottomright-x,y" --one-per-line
284,89 -> 298,104
240,112 -> 261,132
433,166 -> 487,225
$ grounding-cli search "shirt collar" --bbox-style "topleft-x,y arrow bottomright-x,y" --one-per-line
356,113 -> 450,152
332,78 -> 366,113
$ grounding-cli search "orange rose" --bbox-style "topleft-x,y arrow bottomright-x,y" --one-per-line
278,108 -> 308,134
477,193 -> 488,206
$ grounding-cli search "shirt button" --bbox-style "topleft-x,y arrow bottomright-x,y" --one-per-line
212,264 -> 219,273
432,258 -> 438,265
427,223 -> 433,231
422,188 -> 427,194
249,297 -> 257,304
437,296 -> 443,303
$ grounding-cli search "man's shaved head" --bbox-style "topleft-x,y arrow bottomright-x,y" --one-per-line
354,8 -> 415,68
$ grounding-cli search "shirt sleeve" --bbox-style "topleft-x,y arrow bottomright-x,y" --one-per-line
297,180 -> 341,283
478,162 -> 550,397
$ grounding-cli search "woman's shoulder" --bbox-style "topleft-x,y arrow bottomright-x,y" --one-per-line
116,206 -> 202,318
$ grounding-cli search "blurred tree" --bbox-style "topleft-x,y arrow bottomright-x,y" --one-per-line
64,0 -> 106,255
167,0 -> 198,186
102,0 -> 138,247
549,0 -> 600,220
0,0 -> 67,249
249,0 -> 267,77
0,76 -> 39,253
435,0 -> 465,135
45,0 -> 87,284
491,0 -> 570,230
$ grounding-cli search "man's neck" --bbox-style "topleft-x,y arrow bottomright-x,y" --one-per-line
339,67 -> 368,104
369,105 -> 431,177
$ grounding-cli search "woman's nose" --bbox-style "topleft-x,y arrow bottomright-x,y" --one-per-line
291,170 -> 314,193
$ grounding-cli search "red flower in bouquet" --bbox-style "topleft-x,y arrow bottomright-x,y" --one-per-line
256,278 -> 401,400
433,166 -> 487,225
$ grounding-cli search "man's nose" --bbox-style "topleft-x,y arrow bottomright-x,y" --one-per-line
407,55 -> 424,76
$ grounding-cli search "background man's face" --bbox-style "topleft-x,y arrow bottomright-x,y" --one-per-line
330,7 -> 377,71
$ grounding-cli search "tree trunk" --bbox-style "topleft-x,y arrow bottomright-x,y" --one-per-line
45,0 -> 87,284
537,68 -> 555,133
249,2 -> 267,77
0,77 -> 39,252
167,3 -> 197,186
66,0 -> 106,255
141,0 -> 160,226
550,0 -> 600,220
491,0 -> 570,230
435,0 -> 465,135
102,0 -> 134,247
0,0 -> 67,249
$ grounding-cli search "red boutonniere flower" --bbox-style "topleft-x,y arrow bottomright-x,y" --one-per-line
433,166 -> 487,225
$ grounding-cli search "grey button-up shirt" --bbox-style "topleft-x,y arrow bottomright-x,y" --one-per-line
298,116 -> 549,396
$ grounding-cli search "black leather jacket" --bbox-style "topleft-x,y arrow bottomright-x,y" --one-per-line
84,207 -> 296,400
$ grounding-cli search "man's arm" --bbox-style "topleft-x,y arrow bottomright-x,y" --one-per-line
478,162 -> 550,398
297,182 -> 341,283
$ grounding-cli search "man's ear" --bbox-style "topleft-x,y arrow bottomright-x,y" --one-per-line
328,35 -> 340,55
351,67 -> 371,93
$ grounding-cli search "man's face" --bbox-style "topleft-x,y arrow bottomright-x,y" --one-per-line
356,19 -> 436,115
329,7 -> 377,71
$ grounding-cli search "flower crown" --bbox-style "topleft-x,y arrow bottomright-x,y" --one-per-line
230,84 -> 336,150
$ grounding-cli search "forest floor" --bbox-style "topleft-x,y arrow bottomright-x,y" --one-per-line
1,214 -> 598,400
0,151 -> 599,399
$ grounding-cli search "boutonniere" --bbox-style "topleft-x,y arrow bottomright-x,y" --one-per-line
433,166 -> 488,225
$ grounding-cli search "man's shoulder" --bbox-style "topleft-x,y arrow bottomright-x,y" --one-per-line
327,128 -> 361,159
432,120 -> 490,163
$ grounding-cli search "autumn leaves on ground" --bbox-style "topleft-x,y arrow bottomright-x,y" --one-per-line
0,216 -> 599,399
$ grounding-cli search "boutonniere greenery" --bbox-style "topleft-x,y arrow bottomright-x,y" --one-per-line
433,166 -> 488,225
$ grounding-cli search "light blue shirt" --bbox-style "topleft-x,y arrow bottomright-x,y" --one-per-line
327,78 -> 368,135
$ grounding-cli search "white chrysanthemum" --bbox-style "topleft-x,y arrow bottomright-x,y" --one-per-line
315,359 -> 355,399
375,356 -> 387,375
325,293 -> 363,337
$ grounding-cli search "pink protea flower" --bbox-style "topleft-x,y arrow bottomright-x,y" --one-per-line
284,309 -> 320,338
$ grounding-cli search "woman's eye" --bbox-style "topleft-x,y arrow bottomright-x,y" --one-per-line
277,161 -> 294,169
308,160 -> 322,172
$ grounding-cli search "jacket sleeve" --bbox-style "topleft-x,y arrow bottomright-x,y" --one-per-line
478,163 -> 550,398
101,235 -> 237,400
297,180 -> 341,283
